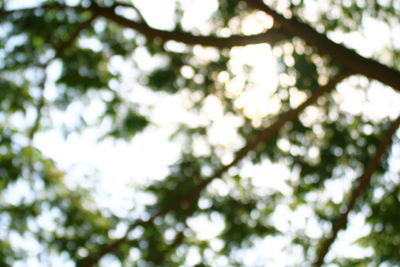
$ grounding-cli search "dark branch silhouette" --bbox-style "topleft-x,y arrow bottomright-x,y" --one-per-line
81,70 -> 352,267
241,0 -> 400,90
313,114 -> 400,267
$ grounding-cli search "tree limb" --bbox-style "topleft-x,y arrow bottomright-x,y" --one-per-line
81,70 -> 351,267
240,0 -> 400,91
4,0 -> 400,91
313,114 -> 400,267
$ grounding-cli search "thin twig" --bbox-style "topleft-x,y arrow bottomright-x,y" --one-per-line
313,114 -> 400,267
111,1 -> 149,26
28,67 -> 47,144
81,70 -> 352,267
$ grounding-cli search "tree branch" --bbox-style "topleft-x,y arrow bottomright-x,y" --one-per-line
240,0 -> 400,91
81,70 -> 351,267
88,4 -> 290,48
313,114 -> 400,267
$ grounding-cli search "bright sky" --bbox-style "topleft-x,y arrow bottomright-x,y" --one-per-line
6,0 -> 400,266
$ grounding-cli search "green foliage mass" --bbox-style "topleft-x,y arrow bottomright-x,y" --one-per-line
1,0 -> 400,266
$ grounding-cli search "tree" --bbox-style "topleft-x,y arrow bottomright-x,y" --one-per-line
1,0 -> 400,266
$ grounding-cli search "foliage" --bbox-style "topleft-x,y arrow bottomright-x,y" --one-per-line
1,0 -> 400,266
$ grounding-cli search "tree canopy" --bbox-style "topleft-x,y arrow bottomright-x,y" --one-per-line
1,0 -> 400,266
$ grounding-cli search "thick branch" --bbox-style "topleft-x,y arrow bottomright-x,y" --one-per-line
4,1 -> 400,91
81,70 -> 351,267
241,0 -> 400,91
313,114 -> 400,267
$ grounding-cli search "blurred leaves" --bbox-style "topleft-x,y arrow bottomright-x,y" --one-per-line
147,66 -> 181,94
358,186 -> 400,264
0,0 -> 399,266
105,109 -> 149,141
0,79 -> 31,113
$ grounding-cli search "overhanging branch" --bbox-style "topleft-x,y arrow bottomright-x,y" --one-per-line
4,1 -> 400,90
313,114 -> 400,267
